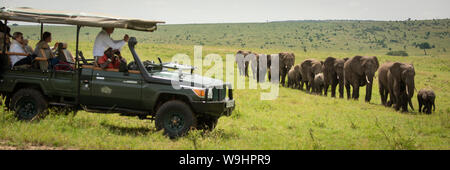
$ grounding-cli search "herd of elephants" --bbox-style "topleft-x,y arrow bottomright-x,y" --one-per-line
235,50 -> 436,114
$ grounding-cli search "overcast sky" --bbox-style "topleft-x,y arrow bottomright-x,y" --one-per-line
3,0 -> 450,24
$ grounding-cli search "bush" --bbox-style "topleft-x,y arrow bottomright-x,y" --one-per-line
386,51 -> 409,56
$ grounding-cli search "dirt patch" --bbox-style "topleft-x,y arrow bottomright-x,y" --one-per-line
0,140 -> 77,150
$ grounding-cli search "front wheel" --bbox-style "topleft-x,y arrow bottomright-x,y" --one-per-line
155,100 -> 197,138
11,88 -> 48,121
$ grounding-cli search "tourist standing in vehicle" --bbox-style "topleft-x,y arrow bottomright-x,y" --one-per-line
9,32 -> 34,68
93,27 -> 129,66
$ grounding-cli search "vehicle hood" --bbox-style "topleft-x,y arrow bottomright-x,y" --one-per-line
150,70 -> 227,88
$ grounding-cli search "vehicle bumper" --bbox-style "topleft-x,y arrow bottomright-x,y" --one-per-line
191,99 -> 235,117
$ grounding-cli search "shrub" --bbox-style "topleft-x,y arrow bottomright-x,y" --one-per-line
386,51 -> 409,56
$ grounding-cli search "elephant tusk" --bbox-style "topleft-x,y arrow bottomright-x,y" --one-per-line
337,75 -> 339,80
365,75 -> 370,84
406,86 -> 409,96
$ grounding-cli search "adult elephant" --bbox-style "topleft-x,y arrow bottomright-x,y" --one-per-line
323,57 -> 348,98
249,53 -> 267,82
278,52 -> 295,87
300,59 -> 323,93
236,50 -> 251,77
378,62 -> 415,112
267,54 -> 272,82
343,56 -> 379,102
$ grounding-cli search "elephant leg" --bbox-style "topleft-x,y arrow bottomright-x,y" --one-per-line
331,81 -> 338,98
338,80 -> 344,98
380,86 -> 388,106
401,92 -> 408,112
245,62 -> 249,77
418,98 -> 422,112
323,83 -> 329,96
300,81 -> 304,90
433,101 -> 436,112
393,82 -> 401,111
345,83 -> 351,100
352,82 -> 360,100
379,85 -> 385,105
280,69 -> 286,87
268,70 -> 271,82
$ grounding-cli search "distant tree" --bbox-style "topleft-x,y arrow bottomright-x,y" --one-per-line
415,42 -> 434,55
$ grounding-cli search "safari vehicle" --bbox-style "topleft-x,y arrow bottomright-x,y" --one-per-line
0,7 -> 235,138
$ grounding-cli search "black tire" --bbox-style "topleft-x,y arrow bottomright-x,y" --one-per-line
155,100 -> 196,138
11,88 -> 48,121
196,115 -> 218,131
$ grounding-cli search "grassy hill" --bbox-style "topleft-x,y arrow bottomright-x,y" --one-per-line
0,20 -> 449,149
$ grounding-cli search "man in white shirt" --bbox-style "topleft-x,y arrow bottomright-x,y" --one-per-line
93,27 -> 129,65
9,32 -> 32,68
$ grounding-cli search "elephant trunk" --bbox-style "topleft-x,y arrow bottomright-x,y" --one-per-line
365,74 -> 374,102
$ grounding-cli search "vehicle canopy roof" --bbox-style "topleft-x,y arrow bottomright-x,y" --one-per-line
0,7 -> 165,31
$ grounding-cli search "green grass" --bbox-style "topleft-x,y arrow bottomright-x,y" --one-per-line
0,20 -> 449,150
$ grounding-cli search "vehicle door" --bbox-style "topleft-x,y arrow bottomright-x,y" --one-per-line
90,69 -> 143,109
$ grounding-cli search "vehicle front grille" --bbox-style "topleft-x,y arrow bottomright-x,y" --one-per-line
205,84 -> 233,102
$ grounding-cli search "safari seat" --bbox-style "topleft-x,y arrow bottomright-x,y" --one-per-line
34,57 -> 49,71
12,64 -> 31,70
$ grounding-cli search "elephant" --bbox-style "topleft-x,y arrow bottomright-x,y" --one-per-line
323,57 -> 349,98
287,64 -> 302,89
267,54 -> 272,82
378,62 -> 415,112
313,73 -> 325,95
249,53 -> 267,82
277,52 -> 295,87
300,59 -> 323,93
236,50 -> 251,77
343,56 -> 379,102
417,89 -> 436,114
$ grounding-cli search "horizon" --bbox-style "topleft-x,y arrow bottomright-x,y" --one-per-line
9,18 -> 450,27
2,0 -> 450,24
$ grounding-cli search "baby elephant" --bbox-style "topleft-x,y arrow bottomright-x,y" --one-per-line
417,89 -> 436,114
313,73 -> 325,95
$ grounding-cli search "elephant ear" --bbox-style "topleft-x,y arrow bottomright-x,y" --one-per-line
373,56 -> 380,69
279,53 -> 285,60
389,62 -> 403,80
324,57 -> 336,71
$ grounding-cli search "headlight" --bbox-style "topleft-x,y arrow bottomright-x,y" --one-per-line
181,85 -> 212,99
192,88 -> 205,98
